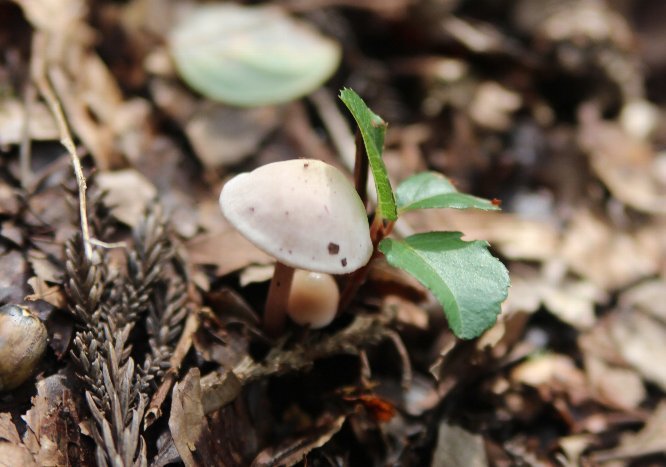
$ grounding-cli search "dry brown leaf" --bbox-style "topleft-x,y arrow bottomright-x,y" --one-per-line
22,376 -> 72,466
584,355 -> 645,410
0,375 -> 91,467
0,184 -> 20,217
169,368 -> 205,467
0,413 -> 20,445
579,316 -> 626,368
593,401 -> 666,462
501,266 -> 602,330
96,169 -> 158,227
26,249 -> 61,284
468,81 -> 522,130
250,415 -> 345,467
610,311 -> 666,391
540,278 -> 601,330
502,274 -> 543,315
238,264 -> 275,287
149,77 -> 199,123
0,99 -> 58,145
0,221 -> 23,246
560,210 -> 661,290
186,104 -> 279,169
579,110 -> 666,214
26,277 -> 66,309
432,422 -> 488,467
186,230 -> 273,276
619,279 -> 666,322
557,434 -> 595,467
0,443 -> 37,467
514,0 -> 633,46
383,295 -> 429,330
0,250 -> 29,304
511,353 -> 589,404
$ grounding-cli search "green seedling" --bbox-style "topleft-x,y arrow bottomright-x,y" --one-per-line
219,89 -> 509,339
339,88 -> 509,339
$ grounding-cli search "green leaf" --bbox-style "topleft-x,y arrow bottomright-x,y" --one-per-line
396,172 -> 500,214
379,232 -> 509,339
339,88 -> 397,221
170,4 -> 341,106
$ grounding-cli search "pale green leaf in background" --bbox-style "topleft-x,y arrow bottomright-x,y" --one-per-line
396,172 -> 500,213
339,88 -> 397,221
170,4 -> 341,107
379,232 -> 509,339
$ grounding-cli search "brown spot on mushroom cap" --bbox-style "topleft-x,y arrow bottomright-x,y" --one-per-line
328,242 -> 339,255
341,258 -> 347,267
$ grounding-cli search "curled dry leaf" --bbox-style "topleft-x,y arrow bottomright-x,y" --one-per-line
584,355 -> 645,410
186,230 -> 273,277
619,279 -> 666,322
593,401 -> 666,463
513,0 -> 633,46
185,104 -> 280,169
0,250 -> 30,304
169,368 -> 205,467
560,210 -> 661,290
250,415 -> 346,467
609,311 -> 666,391
432,422 -> 488,467
96,169 -> 158,227
579,111 -> 666,214
468,81 -> 522,131
0,375 -> 90,466
26,277 -> 66,309
0,99 -> 58,145
511,353 -> 589,405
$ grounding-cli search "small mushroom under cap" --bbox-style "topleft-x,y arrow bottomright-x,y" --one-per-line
287,270 -> 339,329
220,158 -> 372,274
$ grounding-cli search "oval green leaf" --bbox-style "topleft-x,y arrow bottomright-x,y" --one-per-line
339,88 -> 397,221
170,4 -> 341,107
379,232 -> 509,339
396,172 -> 500,214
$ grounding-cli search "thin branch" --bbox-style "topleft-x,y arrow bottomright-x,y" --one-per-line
20,80 -> 36,189
31,32 -> 93,260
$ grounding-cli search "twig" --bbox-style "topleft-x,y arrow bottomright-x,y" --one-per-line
31,32 -> 93,260
200,311 -> 394,414
89,239 -> 128,250
20,81 -> 36,189
144,311 -> 199,429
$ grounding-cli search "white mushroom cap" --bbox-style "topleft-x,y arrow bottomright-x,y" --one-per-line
220,159 -> 372,274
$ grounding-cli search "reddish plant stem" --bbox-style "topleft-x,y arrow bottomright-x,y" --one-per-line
338,216 -> 394,313
264,262 -> 295,337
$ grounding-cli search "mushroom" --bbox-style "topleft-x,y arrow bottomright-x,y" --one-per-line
219,158 -> 372,335
0,304 -> 48,391
287,270 -> 339,329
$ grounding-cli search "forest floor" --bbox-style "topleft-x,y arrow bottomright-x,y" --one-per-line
1,0 -> 666,465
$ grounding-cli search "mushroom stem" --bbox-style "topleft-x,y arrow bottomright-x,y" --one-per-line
264,261 -> 295,336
